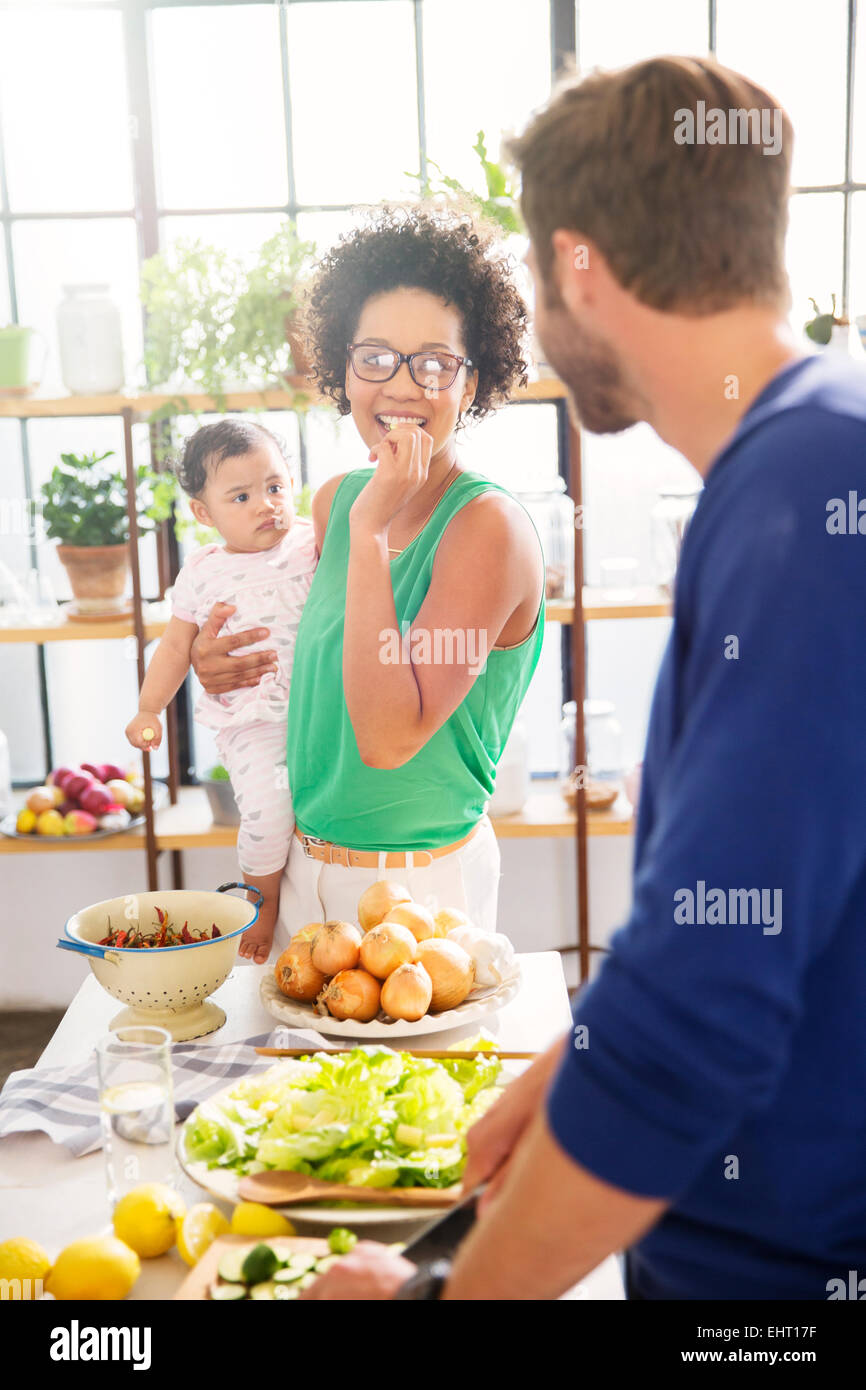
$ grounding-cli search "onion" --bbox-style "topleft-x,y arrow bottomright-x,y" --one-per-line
357,880 -> 412,932
447,926 -> 516,987
290,923 -> 321,945
380,963 -> 432,1021
320,968 -> 381,1022
415,939 -> 475,1011
274,941 -> 328,1002
383,902 -> 436,943
433,907 -> 473,938
311,920 -> 362,976
359,922 -> 417,979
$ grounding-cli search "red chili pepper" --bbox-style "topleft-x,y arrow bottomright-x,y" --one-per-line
181,923 -> 193,944
154,907 -> 166,926
115,930 -> 128,948
99,936 -> 110,945
211,924 -> 220,939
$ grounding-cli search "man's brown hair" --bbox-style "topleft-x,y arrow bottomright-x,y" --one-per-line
506,55 -> 794,314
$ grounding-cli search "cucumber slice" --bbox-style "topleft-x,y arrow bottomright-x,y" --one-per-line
209,1281 -> 247,1301
273,1266 -> 304,1284
313,1254 -> 340,1274
249,1280 -> 279,1300
217,1250 -> 249,1283
285,1252 -> 318,1274
297,1272 -> 319,1290
273,1283 -> 300,1300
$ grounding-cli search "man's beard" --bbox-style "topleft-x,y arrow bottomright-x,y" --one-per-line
535,282 -> 640,435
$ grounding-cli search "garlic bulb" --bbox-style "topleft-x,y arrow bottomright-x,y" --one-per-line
446,927 -> 515,987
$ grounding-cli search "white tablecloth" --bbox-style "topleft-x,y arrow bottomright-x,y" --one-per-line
0,952 -> 623,1300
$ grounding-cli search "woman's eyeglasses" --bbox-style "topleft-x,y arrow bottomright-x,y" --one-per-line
347,342 -> 473,390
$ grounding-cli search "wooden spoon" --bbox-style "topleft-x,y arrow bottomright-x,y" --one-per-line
239,1170 -> 461,1208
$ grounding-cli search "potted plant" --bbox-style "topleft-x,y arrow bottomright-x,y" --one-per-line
140,222 -> 317,411
805,295 -> 852,353
199,763 -> 240,827
40,450 -> 164,614
409,130 -> 524,236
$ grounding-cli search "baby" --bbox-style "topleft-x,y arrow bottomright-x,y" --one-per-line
125,418 -> 317,963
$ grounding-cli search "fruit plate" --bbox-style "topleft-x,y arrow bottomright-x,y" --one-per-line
258,959 -> 522,1039
0,780 -> 169,842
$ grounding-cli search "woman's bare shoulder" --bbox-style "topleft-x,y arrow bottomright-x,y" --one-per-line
311,471 -> 353,552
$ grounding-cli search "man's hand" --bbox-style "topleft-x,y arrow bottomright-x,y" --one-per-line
299,1242 -> 416,1300
189,602 -> 278,695
462,1035 -> 568,1213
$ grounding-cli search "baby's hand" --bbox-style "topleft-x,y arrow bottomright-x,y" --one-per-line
126,712 -> 163,751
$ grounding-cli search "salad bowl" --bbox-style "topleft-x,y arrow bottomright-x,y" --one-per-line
57,882 -> 263,1041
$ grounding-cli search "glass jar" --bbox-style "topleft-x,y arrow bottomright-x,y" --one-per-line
57,283 -> 125,394
488,717 -> 530,816
560,699 -> 624,783
651,483 -> 702,595
514,477 -> 574,600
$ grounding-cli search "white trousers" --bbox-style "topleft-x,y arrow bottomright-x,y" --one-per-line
215,720 -> 295,877
273,814 -> 501,957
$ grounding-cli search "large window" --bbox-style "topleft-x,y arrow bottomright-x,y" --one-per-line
0,0 -> 862,785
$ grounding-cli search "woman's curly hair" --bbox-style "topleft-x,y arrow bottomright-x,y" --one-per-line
300,201 -> 529,423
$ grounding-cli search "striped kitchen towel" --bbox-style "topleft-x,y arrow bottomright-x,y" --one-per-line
0,1027 -> 331,1158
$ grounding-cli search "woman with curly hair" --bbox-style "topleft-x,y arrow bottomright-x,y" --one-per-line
190,203 -> 545,960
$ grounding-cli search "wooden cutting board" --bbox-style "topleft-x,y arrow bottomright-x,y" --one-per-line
174,1234 -> 331,1301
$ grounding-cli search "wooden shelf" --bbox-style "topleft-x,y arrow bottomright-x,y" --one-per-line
0,785 -> 634,854
0,375 -> 566,421
545,588 -> 672,624
0,603 -> 169,644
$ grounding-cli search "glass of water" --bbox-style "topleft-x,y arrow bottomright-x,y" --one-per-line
96,1026 -> 176,1209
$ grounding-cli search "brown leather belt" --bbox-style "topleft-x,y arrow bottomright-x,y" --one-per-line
293,820 -> 481,869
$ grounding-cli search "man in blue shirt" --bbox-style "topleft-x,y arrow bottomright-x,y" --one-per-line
305,55 -> 866,1301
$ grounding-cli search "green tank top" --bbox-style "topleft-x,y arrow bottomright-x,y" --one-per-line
286,467 -> 545,851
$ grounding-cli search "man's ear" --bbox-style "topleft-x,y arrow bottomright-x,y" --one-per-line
189,496 -> 214,528
551,229 -> 600,314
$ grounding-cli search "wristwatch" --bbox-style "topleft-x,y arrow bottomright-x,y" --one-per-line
394,1258 -> 452,1300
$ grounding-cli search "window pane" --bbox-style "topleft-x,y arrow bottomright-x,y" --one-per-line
715,0 -> 849,186
423,0 -> 550,192
151,4 -> 287,209
296,209 -> 363,257
577,0 -> 708,70
160,213 -> 288,262
0,240 -> 10,325
288,1 -> 418,204
0,7 -> 133,211
785,192 -> 845,340
848,193 -> 866,337
855,2 -> 866,181
12,219 -> 143,394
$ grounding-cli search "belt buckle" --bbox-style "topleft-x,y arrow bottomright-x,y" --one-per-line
301,834 -> 328,860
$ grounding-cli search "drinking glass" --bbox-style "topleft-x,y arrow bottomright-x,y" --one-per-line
95,1026 -> 177,1208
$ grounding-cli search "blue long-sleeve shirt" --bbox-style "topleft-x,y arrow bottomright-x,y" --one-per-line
546,355 -> 866,1300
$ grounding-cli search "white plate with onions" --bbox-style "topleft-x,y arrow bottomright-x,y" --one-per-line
262,882 -> 522,1038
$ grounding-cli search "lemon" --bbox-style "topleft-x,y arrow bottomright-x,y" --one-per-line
112,1183 -> 186,1258
176,1203 -> 230,1267
0,1237 -> 52,1297
230,1203 -> 296,1238
15,808 -> 37,834
46,1236 -> 139,1301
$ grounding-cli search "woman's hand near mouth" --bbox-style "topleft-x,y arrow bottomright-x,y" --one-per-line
351,420 -> 435,538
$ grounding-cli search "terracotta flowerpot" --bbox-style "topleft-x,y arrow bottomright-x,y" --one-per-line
56,543 -> 129,613
284,309 -> 312,379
